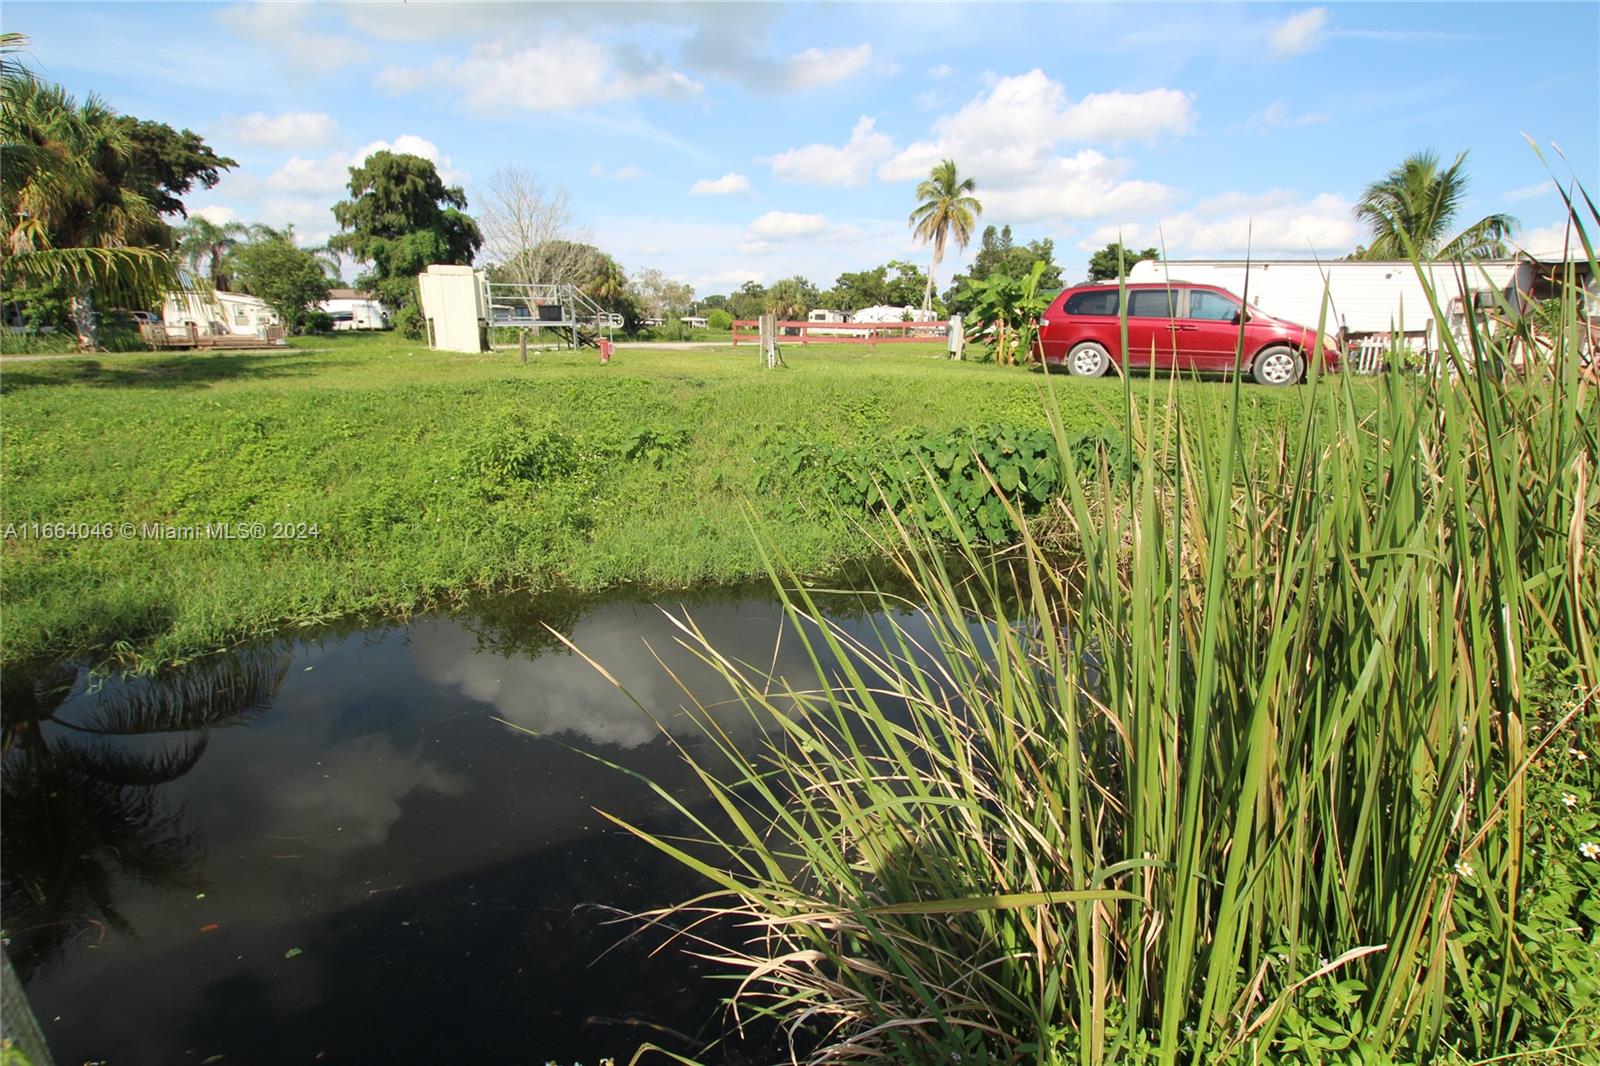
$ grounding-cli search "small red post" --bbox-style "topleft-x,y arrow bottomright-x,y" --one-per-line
599,338 -> 613,364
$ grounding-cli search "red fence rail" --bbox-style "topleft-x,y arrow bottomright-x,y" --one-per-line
732,319 -> 950,346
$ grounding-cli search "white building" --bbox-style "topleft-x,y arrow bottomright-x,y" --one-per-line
850,304 -> 941,324
807,308 -> 847,323
321,288 -> 389,330
1123,257 -> 1545,341
162,290 -> 281,337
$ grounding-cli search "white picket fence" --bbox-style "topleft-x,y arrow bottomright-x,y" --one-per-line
1346,328 -> 1436,374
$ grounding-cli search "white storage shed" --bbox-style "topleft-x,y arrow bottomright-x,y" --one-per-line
417,264 -> 489,352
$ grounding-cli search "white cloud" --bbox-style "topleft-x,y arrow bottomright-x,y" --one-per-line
679,15 -> 878,94
587,163 -> 645,180
928,71 -> 1193,152
1244,100 -> 1329,132
747,211 -> 830,241
191,204 -> 239,225
265,135 -> 465,198
376,38 -> 700,111
881,72 -> 1193,186
876,71 -> 1187,227
927,63 -> 952,79
690,172 -> 752,196
765,116 -> 895,186
1080,191 -> 1360,259
782,44 -> 875,90
1516,221 -> 1579,259
972,149 -> 1175,224
265,154 -> 352,194
693,267 -> 768,289
355,135 -> 468,186
225,111 -> 338,150
260,195 -> 340,244
217,2 -> 367,73
1271,8 -> 1329,59
1503,180 -> 1556,202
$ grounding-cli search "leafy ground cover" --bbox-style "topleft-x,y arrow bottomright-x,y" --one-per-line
0,332 -> 1327,669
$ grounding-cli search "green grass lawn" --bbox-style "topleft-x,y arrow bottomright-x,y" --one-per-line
0,331 -> 1331,669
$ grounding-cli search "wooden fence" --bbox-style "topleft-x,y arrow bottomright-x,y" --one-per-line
731,319 -> 950,346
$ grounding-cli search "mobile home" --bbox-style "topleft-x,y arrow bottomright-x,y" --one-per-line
162,290 -> 282,337
321,288 -> 389,330
850,304 -> 940,324
1123,257 -> 1534,344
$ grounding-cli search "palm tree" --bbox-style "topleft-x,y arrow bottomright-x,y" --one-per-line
175,215 -> 250,290
2,34 -> 176,345
2,648 -> 287,980
1353,150 -> 1517,260
582,251 -> 628,309
909,159 -> 982,313
233,223 -> 345,285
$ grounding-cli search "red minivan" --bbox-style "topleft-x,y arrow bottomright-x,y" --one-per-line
1038,282 -> 1340,385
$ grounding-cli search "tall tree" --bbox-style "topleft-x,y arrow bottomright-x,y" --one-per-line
909,159 -> 982,313
479,166 -> 589,288
174,216 -> 250,290
1,48 -> 175,345
1086,241 -> 1161,282
329,151 -> 482,337
232,233 -> 332,333
117,117 -> 236,228
1353,150 -> 1516,260
246,222 -> 343,282
764,276 -> 819,320
945,225 -> 1063,314
629,267 -> 694,320
729,280 -> 767,321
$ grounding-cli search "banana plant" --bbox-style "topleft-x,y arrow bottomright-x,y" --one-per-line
961,259 -> 1050,365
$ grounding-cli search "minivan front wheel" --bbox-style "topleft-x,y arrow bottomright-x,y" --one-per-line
1251,346 -> 1303,385
1067,341 -> 1111,377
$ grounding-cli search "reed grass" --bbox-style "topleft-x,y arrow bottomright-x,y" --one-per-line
561,194 -> 1600,1064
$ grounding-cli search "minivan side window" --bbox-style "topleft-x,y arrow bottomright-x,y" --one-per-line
1126,290 -> 1177,318
1064,290 -> 1119,316
1187,289 -> 1240,322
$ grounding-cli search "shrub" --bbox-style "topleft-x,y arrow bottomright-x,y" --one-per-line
707,308 -> 732,331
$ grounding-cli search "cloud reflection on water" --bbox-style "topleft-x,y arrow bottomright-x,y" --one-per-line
411,599 -> 824,749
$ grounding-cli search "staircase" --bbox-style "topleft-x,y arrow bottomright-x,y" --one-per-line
482,280 -> 617,350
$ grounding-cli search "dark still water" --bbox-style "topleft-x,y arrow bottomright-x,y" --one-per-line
2,585 -> 922,1065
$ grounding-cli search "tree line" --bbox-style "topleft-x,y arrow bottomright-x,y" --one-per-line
1,23 -> 1525,350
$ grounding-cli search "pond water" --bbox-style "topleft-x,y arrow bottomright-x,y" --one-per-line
3,583 -> 928,1065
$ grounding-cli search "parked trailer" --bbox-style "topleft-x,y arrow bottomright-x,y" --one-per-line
1124,258 -> 1533,342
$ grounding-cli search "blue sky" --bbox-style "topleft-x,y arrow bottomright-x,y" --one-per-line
9,1 -> 1599,295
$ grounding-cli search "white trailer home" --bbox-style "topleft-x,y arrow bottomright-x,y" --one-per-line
850,304 -> 941,324
162,289 -> 282,337
321,288 -> 388,330
1124,257 -> 1535,345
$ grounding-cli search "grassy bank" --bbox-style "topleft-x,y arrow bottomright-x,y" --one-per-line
581,255 -> 1600,1062
0,333 -> 1326,668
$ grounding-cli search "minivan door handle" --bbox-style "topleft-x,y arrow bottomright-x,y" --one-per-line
1175,324 -> 1199,330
